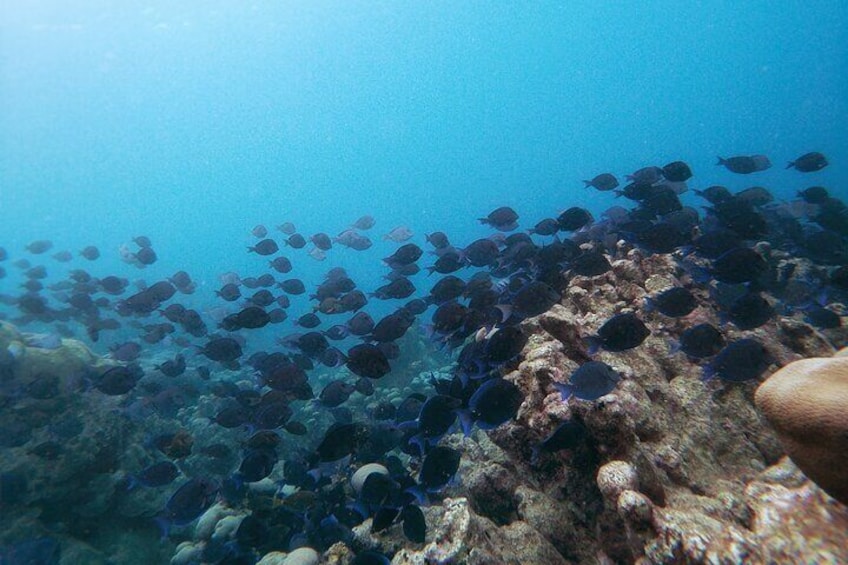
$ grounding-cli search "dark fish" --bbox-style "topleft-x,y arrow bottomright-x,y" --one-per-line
215,404 -> 250,428
269,256 -> 293,273
535,419 -> 587,458
252,225 -> 268,238
25,240 -> 53,254
736,186 -> 773,207
216,283 -> 241,301
589,313 -> 649,352
418,446 -> 461,491
319,380 -> 356,407
370,310 -> 414,342
136,247 -> 158,265
803,305 -> 841,329
248,289 -> 275,307
529,218 -> 560,236
156,354 -> 186,377
238,448 -> 278,482
690,230 -> 740,259
134,235 -> 153,248
662,161 -> 692,182
316,422 -> 369,462
512,281 -> 560,317
264,362 -> 307,391
296,313 -> 321,328
556,207 -> 593,231
465,378 -> 523,431
428,250 -> 464,274
403,298 -> 428,316
236,515 -> 269,548
569,251 -> 611,277
372,277 -> 415,300
200,337 -> 243,363
95,365 -> 141,395
583,173 -> 619,191
634,222 -> 688,253
798,186 -> 829,204
479,206 -> 519,231
711,247 -> 767,284
401,504 -> 426,543
384,243 -> 423,266
429,276 -> 466,303
311,232 -> 333,250
555,361 -> 621,400
464,238 -> 500,267
646,287 -> 697,317
727,292 -> 773,330
284,421 -> 308,435
354,376 -> 375,396
484,325 -> 527,364
152,430 -> 194,459
347,311 -> 375,336
787,151 -> 827,172
158,478 -> 219,530
371,506 -> 400,533
694,185 -> 733,204
416,395 -> 460,442
431,301 -> 467,334
426,232 -> 451,249
110,341 -> 142,362
704,339 -> 771,382
716,155 -> 771,174
248,239 -> 279,255
677,323 -> 725,358
346,344 -> 391,379
52,250 -> 73,262
628,166 -> 664,184
384,225 -> 414,242
252,400 -> 293,430
277,222 -> 296,235
352,215 -> 376,230
129,461 -> 180,489
286,233 -> 307,249
279,279 -> 306,295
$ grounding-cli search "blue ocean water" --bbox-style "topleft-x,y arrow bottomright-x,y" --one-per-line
2,2 -> 846,293
1,3 -> 847,563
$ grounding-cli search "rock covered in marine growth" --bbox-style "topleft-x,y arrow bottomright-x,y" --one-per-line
755,355 -> 848,505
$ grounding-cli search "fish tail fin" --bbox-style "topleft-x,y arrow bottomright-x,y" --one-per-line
530,445 -> 543,466
786,161 -> 795,169
457,409 -> 475,437
553,382 -> 573,401
477,218 -> 489,225
716,157 -> 725,166
584,336 -> 602,355
582,180 -> 593,188
668,339 -> 682,356
405,485 -> 428,506
701,364 -> 716,382
246,246 -> 255,253
643,297 -> 656,313
154,517 -> 172,540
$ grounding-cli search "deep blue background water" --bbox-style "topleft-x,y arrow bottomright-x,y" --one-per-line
2,1 -> 846,309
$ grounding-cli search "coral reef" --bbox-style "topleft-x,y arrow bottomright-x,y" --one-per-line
755,356 -> 848,505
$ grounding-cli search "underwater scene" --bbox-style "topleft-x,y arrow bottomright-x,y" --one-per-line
1,2 -> 847,564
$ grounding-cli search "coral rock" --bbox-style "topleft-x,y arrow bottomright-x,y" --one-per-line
755,356 -> 848,505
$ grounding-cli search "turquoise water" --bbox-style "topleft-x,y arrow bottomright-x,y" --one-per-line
2,2 -> 846,290
1,3 -> 847,564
